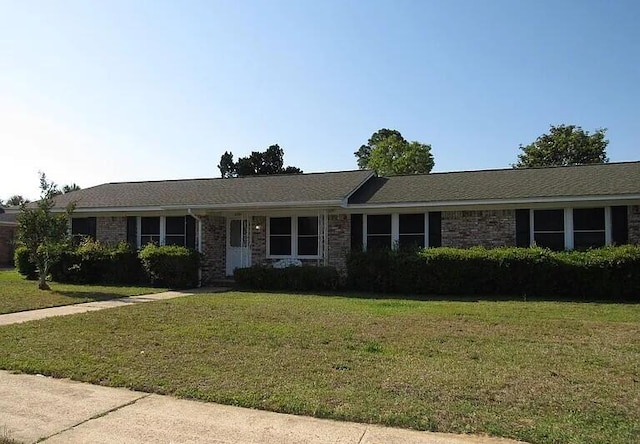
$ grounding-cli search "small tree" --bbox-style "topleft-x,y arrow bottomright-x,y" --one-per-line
16,173 -> 74,290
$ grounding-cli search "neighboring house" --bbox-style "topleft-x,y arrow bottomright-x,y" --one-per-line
0,211 -> 17,267
18,162 -> 640,281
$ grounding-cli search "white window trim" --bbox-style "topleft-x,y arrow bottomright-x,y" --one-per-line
266,216 -> 322,259
529,207 -> 613,250
137,216 -> 188,247
363,213 -> 430,251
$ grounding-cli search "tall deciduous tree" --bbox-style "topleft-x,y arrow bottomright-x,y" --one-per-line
62,183 -> 81,194
16,173 -> 74,290
217,144 -> 303,177
355,129 -> 434,175
515,124 -> 609,168
6,195 -> 30,206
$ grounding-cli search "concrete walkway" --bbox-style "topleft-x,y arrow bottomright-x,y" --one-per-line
0,371 -> 524,444
0,289 -> 219,326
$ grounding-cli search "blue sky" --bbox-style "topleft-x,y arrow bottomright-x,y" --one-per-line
1,0 -> 638,201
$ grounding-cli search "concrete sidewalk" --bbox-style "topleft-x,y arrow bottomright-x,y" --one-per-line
0,289 -> 230,326
0,371 -> 523,444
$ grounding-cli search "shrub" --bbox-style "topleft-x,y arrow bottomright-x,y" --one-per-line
346,246 -> 640,300
234,265 -> 340,292
14,245 -> 37,280
138,244 -> 200,289
50,239 -> 145,285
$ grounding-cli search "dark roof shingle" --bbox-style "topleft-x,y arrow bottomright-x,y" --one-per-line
348,162 -> 640,205
52,170 -> 373,210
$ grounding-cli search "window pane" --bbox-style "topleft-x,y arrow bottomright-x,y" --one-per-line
298,236 -> 318,256
166,216 -> 185,235
534,233 -> 565,251
573,208 -> 605,231
298,216 -> 318,236
270,217 -> 291,235
399,234 -> 424,250
141,217 -> 160,235
270,236 -> 291,255
367,235 -> 392,250
71,218 -> 88,235
399,214 -> 425,234
534,210 -> 563,232
230,220 -> 242,247
165,235 -> 185,246
367,215 -> 391,235
141,235 -> 160,246
574,232 -> 605,250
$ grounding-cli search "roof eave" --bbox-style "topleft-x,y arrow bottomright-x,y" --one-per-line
347,194 -> 640,210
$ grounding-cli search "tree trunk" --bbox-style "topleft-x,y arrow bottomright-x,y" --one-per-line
38,266 -> 50,291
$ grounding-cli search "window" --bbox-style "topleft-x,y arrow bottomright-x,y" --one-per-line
573,208 -> 605,250
399,213 -> 425,249
71,217 -> 96,240
165,216 -> 186,246
533,210 -> 564,250
269,217 -> 292,256
140,217 -> 160,246
297,216 -> 319,256
267,216 -> 320,257
367,215 -> 392,250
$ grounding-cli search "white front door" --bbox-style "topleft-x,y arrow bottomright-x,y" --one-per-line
226,218 -> 251,276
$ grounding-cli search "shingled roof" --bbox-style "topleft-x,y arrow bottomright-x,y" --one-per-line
348,162 -> 640,206
52,170 -> 374,210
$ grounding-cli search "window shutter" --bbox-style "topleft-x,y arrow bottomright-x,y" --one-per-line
515,209 -> 530,247
428,212 -> 442,248
350,214 -> 363,251
126,216 -> 137,248
186,216 -> 196,249
611,206 -> 628,245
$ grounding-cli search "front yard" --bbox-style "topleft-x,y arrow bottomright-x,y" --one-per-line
0,290 -> 638,443
0,269 -> 166,314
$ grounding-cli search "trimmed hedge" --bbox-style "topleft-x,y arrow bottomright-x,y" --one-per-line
50,240 -> 145,285
234,265 -> 340,292
138,244 -> 200,289
346,246 -> 640,300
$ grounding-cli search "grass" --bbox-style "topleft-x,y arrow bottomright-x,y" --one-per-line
0,292 -> 638,443
0,269 -> 167,314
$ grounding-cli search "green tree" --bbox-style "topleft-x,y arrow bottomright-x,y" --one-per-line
355,129 -> 434,175
515,124 -> 609,168
16,173 -> 74,290
218,144 -> 303,177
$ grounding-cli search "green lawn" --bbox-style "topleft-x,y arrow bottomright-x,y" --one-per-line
0,292 -> 638,443
0,269 -> 166,314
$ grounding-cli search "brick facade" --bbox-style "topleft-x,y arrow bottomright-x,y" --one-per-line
327,213 -> 350,273
96,216 -> 127,244
0,225 -> 16,266
441,210 -> 516,248
201,215 -> 226,282
629,205 -> 640,244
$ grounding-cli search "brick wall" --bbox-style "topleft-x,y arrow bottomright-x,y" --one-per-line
251,216 -> 267,266
96,216 -> 127,244
629,205 -> 640,244
201,215 -> 226,282
0,225 -> 16,266
327,213 -> 350,274
442,210 -> 516,248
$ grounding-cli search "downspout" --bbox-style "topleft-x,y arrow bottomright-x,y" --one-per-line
188,209 -> 203,287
